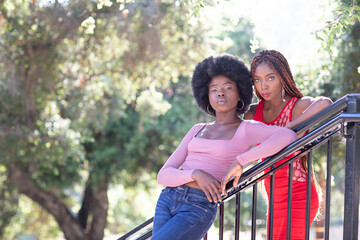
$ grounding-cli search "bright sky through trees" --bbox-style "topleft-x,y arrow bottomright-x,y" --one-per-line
203,0 -> 335,69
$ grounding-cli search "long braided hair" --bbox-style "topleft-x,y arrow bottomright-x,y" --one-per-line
250,50 -> 303,101
251,50 -> 309,172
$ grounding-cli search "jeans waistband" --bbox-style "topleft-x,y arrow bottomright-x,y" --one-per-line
166,185 -> 205,196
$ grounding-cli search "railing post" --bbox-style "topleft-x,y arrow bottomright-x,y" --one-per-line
286,162 -> 293,240
305,150 -> 313,240
268,167 -> 275,240
343,97 -> 360,240
219,202 -> 224,240
251,184 -> 257,240
235,193 -> 241,240
324,139 -> 332,240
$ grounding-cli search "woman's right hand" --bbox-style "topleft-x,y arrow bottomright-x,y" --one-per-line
191,169 -> 222,203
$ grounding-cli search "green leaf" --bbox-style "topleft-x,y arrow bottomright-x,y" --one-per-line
315,35 -> 324,41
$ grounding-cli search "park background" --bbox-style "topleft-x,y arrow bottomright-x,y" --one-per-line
0,0 -> 359,239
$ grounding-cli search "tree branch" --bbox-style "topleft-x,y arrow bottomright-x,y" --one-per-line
78,177 -> 109,240
8,167 -> 86,240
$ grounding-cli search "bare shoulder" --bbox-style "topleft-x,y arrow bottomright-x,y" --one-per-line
293,96 -> 333,117
294,96 -> 314,110
244,104 -> 258,120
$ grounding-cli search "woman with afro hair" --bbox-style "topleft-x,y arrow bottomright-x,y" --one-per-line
244,50 -> 332,240
152,55 -> 298,240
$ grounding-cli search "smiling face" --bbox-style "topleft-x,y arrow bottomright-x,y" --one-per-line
208,75 -> 240,114
253,63 -> 283,101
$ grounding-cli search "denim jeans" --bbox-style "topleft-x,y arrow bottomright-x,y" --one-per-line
152,185 -> 218,240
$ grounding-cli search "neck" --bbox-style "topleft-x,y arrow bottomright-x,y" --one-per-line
214,114 -> 240,126
264,94 -> 291,108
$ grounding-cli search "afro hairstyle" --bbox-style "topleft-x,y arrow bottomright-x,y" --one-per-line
191,55 -> 252,116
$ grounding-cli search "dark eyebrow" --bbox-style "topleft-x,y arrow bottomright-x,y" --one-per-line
209,81 -> 234,88
254,72 -> 276,78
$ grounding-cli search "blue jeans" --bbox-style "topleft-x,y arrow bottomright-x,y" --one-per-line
152,185 -> 218,240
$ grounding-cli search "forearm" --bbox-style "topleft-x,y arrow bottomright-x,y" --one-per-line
287,97 -> 332,129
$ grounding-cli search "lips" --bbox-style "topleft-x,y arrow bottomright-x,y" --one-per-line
262,92 -> 271,98
216,98 -> 227,104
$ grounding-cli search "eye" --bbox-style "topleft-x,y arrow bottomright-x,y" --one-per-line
225,86 -> 232,90
254,78 -> 260,82
210,88 -> 218,93
268,76 -> 275,81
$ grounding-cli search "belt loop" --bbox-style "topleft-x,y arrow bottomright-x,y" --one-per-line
183,185 -> 189,200
184,185 -> 188,195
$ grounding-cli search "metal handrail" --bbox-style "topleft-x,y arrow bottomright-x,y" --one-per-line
117,94 -> 360,240
117,218 -> 154,240
223,112 -> 360,201
292,93 -> 351,134
223,94 -> 360,198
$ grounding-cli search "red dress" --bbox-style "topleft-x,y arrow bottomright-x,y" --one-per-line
254,97 -> 319,240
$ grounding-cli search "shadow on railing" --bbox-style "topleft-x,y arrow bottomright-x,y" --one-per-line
117,94 -> 360,240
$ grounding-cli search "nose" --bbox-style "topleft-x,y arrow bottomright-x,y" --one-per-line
217,89 -> 225,97
261,80 -> 268,90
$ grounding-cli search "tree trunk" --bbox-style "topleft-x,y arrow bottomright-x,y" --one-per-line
8,166 -> 87,240
8,165 -> 110,240
89,182 -> 109,240
78,180 -> 109,240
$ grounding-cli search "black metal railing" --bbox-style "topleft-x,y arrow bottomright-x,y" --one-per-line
117,94 -> 360,240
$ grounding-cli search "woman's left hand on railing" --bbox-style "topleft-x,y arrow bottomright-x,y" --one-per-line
220,160 -> 243,196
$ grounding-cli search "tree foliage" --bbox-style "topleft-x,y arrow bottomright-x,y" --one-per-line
315,0 -> 360,98
0,0 -> 211,239
0,0 -> 262,237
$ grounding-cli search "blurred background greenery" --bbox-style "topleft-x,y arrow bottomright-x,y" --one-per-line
0,0 -> 359,239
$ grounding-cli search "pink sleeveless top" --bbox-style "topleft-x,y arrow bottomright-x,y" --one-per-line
254,97 -> 307,182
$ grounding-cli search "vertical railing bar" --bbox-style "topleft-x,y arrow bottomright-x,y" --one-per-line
235,193 -> 241,240
219,202 -> 224,240
268,166 -> 275,240
286,161 -> 293,240
324,138 -> 332,240
251,183 -> 257,240
305,150 -> 312,240
343,97 -> 360,240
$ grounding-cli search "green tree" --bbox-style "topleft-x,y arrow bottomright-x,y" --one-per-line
0,0 -> 210,239
315,0 -> 360,98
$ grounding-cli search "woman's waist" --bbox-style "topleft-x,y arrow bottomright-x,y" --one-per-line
182,165 -> 226,182
185,181 -> 202,189
168,184 -> 207,198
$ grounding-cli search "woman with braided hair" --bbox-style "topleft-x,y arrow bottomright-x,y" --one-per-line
244,50 -> 332,239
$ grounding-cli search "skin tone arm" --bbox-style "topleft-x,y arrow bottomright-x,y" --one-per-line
286,96 -> 333,131
227,96 -> 331,196
244,97 -> 333,130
